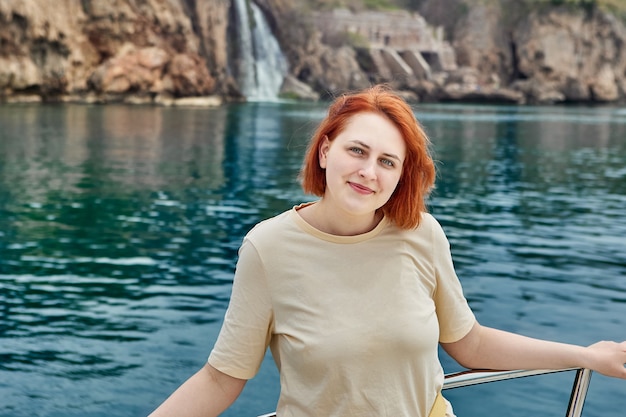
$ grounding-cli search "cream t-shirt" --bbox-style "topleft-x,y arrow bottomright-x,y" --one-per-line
208,203 -> 476,416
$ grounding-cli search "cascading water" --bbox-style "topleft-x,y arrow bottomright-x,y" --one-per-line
233,0 -> 288,101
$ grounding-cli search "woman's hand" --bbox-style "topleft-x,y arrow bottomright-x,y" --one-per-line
584,340 -> 626,379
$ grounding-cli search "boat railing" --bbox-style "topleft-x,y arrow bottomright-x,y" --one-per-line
257,367 -> 593,417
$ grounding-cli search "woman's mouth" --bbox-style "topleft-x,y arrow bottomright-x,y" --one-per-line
348,182 -> 375,195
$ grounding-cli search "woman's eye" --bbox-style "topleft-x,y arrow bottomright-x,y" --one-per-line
350,147 -> 364,154
380,158 -> 394,167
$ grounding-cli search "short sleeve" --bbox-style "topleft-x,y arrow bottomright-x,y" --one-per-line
431,221 -> 476,343
207,237 -> 274,379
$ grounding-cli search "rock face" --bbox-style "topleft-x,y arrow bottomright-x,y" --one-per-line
417,0 -> 626,104
0,0 -> 220,103
511,9 -> 626,102
1,0 -> 626,104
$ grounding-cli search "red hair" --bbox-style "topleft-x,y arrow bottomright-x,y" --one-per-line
300,84 -> 436,229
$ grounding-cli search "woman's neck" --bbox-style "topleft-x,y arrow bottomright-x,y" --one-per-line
297,200 -> 383,236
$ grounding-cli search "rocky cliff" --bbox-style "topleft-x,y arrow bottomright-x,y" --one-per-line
418,0 -> 626,103
1,0 -> 625,104
0,0 -> 233,104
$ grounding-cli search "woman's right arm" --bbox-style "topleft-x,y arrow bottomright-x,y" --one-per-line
149,363 -> 247,417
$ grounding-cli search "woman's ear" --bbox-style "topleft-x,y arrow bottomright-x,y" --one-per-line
319,135 -> 330,169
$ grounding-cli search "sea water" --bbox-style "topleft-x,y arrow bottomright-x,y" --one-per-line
1,102 -> 625,417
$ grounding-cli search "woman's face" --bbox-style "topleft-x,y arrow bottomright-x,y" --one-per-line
319,112 -> 406,218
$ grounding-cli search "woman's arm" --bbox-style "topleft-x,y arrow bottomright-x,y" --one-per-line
149,363 -> 247,417
441,322 -> 626,379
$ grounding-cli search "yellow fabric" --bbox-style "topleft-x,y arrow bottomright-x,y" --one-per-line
428,392 -> 447,417
209,203 -> 476,416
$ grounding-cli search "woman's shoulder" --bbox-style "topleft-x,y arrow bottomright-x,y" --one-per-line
394,212 -> 448,244
245,206 -> 298,242
398,212 -> 441,234
418,212 -> 438,227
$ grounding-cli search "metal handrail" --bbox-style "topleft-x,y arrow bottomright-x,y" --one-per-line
257,367 -> 593,417
442,368 -> 593,417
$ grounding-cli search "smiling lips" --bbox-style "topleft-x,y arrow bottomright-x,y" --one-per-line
348,181 -> 375,195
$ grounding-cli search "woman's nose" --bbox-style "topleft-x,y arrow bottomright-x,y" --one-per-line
358,159 -> 377,179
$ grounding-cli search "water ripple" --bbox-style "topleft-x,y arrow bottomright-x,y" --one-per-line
1,102 -> 625,417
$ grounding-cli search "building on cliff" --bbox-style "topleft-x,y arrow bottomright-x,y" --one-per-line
312,8 -> 457,79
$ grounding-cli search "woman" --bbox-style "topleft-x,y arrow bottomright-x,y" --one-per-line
149,85 -> 626,417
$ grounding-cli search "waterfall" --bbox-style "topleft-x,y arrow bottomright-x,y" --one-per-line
233,0 -> 288,102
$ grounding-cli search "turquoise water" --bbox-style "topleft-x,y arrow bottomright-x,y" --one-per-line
0,102 -> 625,416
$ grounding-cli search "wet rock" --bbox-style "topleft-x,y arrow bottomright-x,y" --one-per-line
280,74 -> 320,101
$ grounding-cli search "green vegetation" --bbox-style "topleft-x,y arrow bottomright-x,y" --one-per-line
345,31 -> 370,47
362,0 -> 398,9
530,0 -> 622,7
302,0 -> 400,11
524,0 -> 626,19
301,0 -> 626,17
323,30 -> 370,48
278,91 -> 302,100
585,0 -> 626,18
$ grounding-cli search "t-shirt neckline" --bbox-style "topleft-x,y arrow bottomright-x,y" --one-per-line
290,202 -> 389,244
